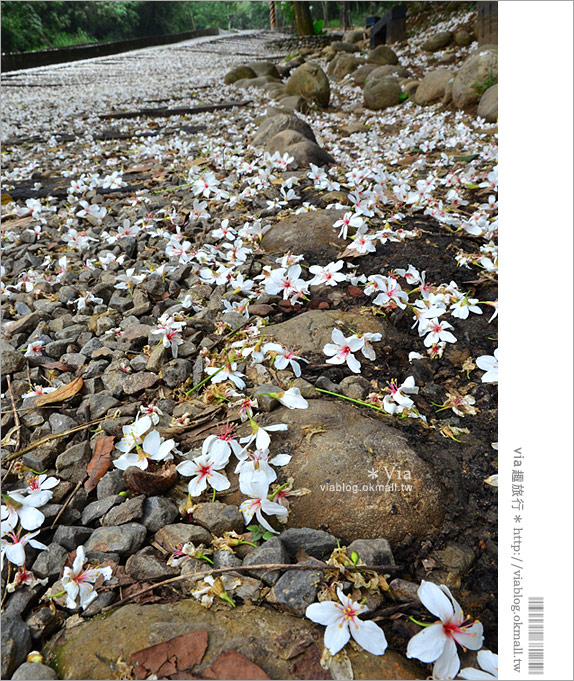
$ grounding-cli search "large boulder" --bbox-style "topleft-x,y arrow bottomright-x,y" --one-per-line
246,400 -> 445,544
252,112 -> 317,147
452,46 -> 498,108
260,211 -> 347,263
246,60 -> 281,79
368,64 -> 410,79
454,28 -> 473,46
414,68 -> 455,105
477,83 -> 498,122
275,94 -> 309,113
285,61 -> 330,107
364,69 -> 402,110
264,309 -> 406,359
233,75 -> 282,89
328,54 -> 364,81
47,599 -> 426,680
331,40 -> 360,53
366,44 -> 399,65
265,130 -> 335,169
351,63 -> 379,86
224,65 -> 256,84
422,31 -> 453,52
344,28 -> 364,43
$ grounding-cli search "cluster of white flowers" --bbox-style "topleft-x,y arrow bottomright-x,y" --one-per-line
176,384 -> 309,535
113,412 -> 177,471
306,579 -> 497,680
322,328 -> 382,374
1,474 -> 60,591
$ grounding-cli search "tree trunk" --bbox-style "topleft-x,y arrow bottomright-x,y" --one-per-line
322,1 -> 329,27
340,1 -> 351,30
293,1 -> 314,36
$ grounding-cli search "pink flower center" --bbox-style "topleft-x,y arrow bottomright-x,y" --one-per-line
27,476 -> 40,491
197,463 -> 213,479
218,423 -> 236,441
341,605 -> 358,622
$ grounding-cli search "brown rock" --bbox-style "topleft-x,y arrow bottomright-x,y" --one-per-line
260,210 -> 347,263
48,599 -> 427,680
477,84 -> 498,122
122,372 -> 160,395
363,70 -> 402,110
366,45 -> 399,66
265,309 -> 405,360
4,312 -> 41,337
253,113 -> 317,148
224,65 -> 256,85
415,68 -> 455,105
351,63 -> 379,86
285,62 -> 330,107
236,400 -> 445,543
246,61 -> 281,79
423,31 -> 453,52
327,54 -> 364,81
264,131 -> 335,169
452,46 -> 498,108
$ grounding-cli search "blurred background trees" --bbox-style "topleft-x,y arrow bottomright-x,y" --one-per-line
1,1 -> 402,53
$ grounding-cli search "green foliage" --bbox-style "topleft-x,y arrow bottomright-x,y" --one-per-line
247,523 -> 274,542
0,1 -> 270,54
472,71 -> 498,98
312,19 -> 325,35
400,92 -> 410,103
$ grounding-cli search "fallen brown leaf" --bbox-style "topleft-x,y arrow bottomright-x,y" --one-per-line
129,630 -> 208,680
123,462 -> 178,496
201,650 -> 270,680
84,435 -> 114,493
32,357 -> 74,372
34,375 -> 83,406
2,215 -> 33,229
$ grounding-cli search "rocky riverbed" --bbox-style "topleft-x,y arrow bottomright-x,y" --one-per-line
2,7 -> 497,680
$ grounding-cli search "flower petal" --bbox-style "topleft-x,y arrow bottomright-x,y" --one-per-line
305,601 -> 342,626
142,429 -> 160,455
451,621 -> 484,651
350,619 -> 388,656
4,543 -> 26,566
324,620 -> 351,656
418,580 -> 455,622
346,353 -> 362,374
78,581 -> 98,609
477,650 -> 498,677
64,580 -> 79,609
432,636 -> 460,680
209,471 -> 230,491
17,505 -> 45,531
406,623 -> 447,663
176,460 -> 198,477
188,475 -> 208,497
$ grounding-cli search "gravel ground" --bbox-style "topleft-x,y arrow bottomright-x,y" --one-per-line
1,30 -> 286,139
